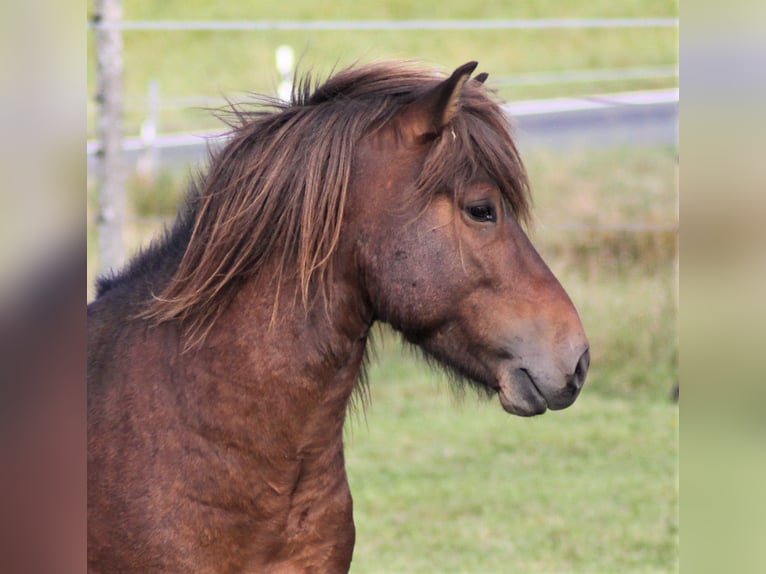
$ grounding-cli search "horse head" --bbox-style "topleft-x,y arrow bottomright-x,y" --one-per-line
347,62 -> 589,416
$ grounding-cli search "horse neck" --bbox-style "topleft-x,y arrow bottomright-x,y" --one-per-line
176,271 -> 373,461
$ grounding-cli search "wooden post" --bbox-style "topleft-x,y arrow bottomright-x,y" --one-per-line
94,0 -> 125,273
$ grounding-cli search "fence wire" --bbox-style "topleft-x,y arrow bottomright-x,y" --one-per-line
89,18 -> 679,31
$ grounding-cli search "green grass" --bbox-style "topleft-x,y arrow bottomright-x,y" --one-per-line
526,147 -> 678,230
346,340 -> 678,573
87,1 -> 678,137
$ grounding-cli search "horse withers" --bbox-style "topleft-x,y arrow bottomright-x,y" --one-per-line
88,61 -> 589,573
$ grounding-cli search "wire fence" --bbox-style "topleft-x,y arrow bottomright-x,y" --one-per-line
88,17 -> 678,139
89,18 -> 679,31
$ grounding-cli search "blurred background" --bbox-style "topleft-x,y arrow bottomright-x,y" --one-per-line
84,1 -> 678,572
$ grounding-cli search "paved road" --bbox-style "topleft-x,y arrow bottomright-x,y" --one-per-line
509,89 -> 677,151
87,89 -> 677,174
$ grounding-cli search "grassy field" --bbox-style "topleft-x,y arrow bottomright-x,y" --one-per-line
346,340 -> 677,573
87,1 -> 677,137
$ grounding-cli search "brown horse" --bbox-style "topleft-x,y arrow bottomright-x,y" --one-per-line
88,61 -> 589,573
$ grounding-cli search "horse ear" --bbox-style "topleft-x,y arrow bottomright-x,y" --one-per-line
474,72 -> 489,85
399,61 -> 479,143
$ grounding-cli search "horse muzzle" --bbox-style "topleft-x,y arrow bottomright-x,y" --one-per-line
496,346 -> 590,417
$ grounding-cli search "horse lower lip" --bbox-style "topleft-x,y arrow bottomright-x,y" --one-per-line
497,369 -> 548,416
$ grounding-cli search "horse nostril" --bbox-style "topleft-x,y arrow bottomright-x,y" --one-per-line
568,347 -> 590,392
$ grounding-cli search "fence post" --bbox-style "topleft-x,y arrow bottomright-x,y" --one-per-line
94,0 -> 126,273
137,80 -> 160,185
276,45 -> 294,102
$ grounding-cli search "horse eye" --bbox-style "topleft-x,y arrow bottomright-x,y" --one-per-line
467,203 -> 497,223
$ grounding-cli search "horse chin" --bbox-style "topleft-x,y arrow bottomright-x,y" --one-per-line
496,368 -> 549,417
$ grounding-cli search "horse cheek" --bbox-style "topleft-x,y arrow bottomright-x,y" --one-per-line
391,237 -> 463,328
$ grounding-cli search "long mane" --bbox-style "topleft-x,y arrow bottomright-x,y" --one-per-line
101,61 -> 531,344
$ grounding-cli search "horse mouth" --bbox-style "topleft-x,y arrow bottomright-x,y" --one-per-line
496,368 -> 548,417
